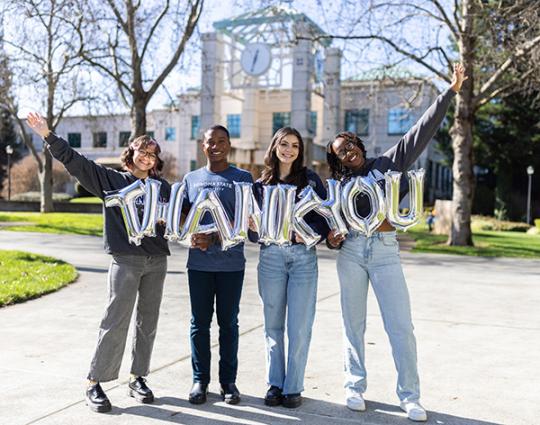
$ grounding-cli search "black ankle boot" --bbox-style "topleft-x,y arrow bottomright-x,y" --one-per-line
128,376 -> 154,403
264,386 -> 283,406
189,382 -> 208,404
282,393 -> 302,408
220,383 -> 241,405
86,383 -> 112,413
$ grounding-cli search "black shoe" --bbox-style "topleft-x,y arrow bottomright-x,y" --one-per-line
128,376 -> 154,403
86,383 -> 112,413
264,386 -> 283,406
282,393 -> 302,408
220,383 -> 241,405
189,382 -> 208,404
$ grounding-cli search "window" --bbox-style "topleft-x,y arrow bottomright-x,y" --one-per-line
190,160 -> 197,171
191,115 -> 200,140
388,108 -> 414,135
119,131 -> 131,147
272,112 -> 291,135
93,132 -> 107,148
344,109 -> 369,135
227,114 -> 241,138
67,133 -> 81,148
165,127 -> 176,142
310,111 -> 317,136
147,131 -> 155,139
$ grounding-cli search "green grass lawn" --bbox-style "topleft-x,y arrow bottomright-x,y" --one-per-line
0,212 -> 103,236
407,221 -> 540,258
69,197 -> 103,204
0,250 -> 78,307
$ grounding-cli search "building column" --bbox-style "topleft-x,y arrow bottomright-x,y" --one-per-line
291,22 -> 314,166
322,47 -> 342,144
236,84 -> 259,174
199,32 -> 224,166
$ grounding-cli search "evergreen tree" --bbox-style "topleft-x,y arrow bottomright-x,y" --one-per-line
0,106 -> 19,196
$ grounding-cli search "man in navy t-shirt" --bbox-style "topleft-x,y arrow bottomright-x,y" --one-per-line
182,125 -> 253,405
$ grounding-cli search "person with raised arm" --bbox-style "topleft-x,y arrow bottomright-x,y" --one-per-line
27,113 -> 171,413
325,64 -> 467,422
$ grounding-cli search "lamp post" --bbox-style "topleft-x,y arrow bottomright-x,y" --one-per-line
6,145 -> 13,201
526,165 -> 534,225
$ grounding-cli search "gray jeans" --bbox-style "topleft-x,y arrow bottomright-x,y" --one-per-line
88,254 -> 167,382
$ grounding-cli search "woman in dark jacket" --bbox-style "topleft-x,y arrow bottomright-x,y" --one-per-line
250,127 -> 329,408
27,112 -> 170,413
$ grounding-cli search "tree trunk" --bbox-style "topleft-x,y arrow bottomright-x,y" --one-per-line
131,98 -> 147,137
39,146 -> 54,213
448,0 -> 475,246
448,94 -> 475,246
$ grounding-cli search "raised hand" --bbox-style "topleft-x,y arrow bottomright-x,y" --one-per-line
27,112 -> 51,138
450,63 -> 468,93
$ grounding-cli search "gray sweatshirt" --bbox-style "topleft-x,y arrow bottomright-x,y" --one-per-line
45,133 -> 171,256
349,87 -> 456,217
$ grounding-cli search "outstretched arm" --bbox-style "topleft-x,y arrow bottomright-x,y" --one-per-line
27,112 -> 120,198
383,63 -> 467,172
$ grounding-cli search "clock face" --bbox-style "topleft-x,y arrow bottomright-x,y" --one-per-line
240,43 -> 272,77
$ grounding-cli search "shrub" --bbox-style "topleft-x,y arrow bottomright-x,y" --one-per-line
0,153 -> 72,198
472,215 -> 531,232
11,192 -> 72,202
160,151 -> 179,183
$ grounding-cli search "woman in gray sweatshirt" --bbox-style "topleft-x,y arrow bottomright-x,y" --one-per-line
325,64 -> 466,422
27,112 -> 170,414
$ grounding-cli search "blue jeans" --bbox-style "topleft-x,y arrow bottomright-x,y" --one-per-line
187,269 -> 244,384
257,244 -> 318,395
336,231 -> 420,402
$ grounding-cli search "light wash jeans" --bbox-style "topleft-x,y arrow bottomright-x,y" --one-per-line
257,244 -> 318,395
336,231 -> 420,402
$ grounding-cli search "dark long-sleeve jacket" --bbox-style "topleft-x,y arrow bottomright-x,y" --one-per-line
44,133 -> 171,256
349,87 -> 456,217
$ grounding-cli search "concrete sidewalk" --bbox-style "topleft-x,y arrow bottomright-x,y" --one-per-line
0,232 -> 539,425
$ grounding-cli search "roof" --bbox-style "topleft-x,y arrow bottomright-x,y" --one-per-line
346,66 -> 427,82
213,5 -> 331,47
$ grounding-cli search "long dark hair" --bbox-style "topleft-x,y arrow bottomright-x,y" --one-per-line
261,127 -> 308,189
121,135 -> 164,177
326,131 -> 367,180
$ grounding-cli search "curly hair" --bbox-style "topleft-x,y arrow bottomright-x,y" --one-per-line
120,135 -> 164,177
260,127 -> 308,189
326,131 -> 367,180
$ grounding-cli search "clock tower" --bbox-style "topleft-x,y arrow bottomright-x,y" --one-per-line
199,6 -> 340,174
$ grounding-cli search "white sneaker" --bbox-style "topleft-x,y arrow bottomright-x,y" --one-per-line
345,391 -> 366,411
400,401 -> 427,422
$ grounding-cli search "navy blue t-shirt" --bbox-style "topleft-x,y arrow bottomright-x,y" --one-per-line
182,165 -> 253,272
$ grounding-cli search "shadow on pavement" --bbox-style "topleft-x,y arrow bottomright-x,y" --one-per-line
111,394 -> 500,425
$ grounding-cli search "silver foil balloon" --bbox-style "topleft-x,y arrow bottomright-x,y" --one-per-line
385,169 -> 425,231
178,188 -> 237,250
231,182 -> 261,243
164,182 -> 187,243
140,178 -> 162,238
259,184 -> 296,246
104,179 -> 146,245
341,175 -> 386,237
293,179 -> 349,249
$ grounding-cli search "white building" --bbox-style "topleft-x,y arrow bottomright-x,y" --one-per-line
42,6 -> 452,203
